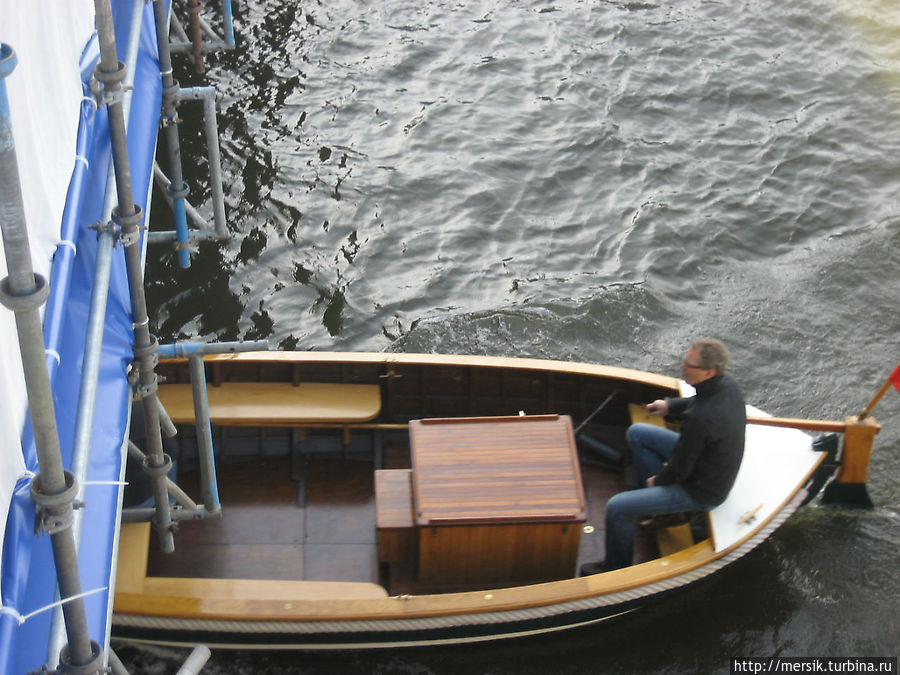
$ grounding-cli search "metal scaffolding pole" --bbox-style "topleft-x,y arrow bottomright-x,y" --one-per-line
152,0 -> 192,268
151,162 -> 212,232
187,0 -> 206,74
176,85 -> 228,238
150,83 -> 230,242
93,0 -> 175,554
122,340 -> 268,525
155,339 -> 269,517
46,2 -> 147,665
189,353 -> 221,514
0,43 -> 102,672
169,0 -> 236,55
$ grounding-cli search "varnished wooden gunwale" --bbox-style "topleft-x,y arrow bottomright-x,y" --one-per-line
190,350 -> 682,391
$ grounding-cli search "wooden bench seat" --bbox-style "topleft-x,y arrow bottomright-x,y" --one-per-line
140,576 -> 388,601
114,522 -> 388,615
156,381 -> 382,427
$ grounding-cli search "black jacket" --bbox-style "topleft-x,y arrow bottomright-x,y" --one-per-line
655,373 -> 746,506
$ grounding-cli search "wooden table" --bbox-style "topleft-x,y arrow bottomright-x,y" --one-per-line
408,414 -> 585,587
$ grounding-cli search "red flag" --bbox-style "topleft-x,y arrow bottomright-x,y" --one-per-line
889,363 -> 900,393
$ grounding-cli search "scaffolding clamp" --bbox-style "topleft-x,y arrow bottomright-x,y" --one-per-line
173,239 -> 198,253
133,333 -> 160,367
55,639 -> 105,675
142,452 -> 173,480
166,180 -> 190,201
134,379 -> 159,401
112,205 -> 145,248
30,471 -> 83,537
90,58 -> 129,108
88,218 -> 117,241
161,81 -> 182,121
151,502 -> 179,537
89,76 -> 129,108
160,109 -> 181,128
0,273 -> 50,313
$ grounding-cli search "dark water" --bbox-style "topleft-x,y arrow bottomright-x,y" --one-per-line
131,0 -> 900,671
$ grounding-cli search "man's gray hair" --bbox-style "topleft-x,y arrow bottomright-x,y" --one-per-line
690,338 -> 729,375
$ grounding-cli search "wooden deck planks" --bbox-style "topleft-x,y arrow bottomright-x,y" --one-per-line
147,457 -> 306,580
410,416 -> 584,526
147,455 -> 381,584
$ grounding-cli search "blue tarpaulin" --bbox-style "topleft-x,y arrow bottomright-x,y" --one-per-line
0,2 -> 161,671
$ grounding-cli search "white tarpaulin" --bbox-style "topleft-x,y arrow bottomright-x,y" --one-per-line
0,1 -> 96,596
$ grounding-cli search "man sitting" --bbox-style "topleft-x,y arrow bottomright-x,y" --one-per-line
581,338 -> 746,574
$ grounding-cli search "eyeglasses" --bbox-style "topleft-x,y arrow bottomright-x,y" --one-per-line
681,361 -> 708,369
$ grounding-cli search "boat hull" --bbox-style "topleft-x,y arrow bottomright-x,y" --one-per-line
112,351 -> 829,650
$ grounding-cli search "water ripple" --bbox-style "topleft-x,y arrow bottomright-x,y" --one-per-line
140,3 -> 900,667
151,0 -> 900,359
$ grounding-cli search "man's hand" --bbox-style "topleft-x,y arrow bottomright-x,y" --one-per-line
646,399 -> 669,416
647,476 -> 656,487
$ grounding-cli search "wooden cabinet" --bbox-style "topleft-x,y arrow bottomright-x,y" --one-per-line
418,521 -> 582,586
412,415 -> 584,587
376,415 -> 585,589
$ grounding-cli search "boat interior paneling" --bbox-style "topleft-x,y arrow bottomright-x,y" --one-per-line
156,358 -> 673,430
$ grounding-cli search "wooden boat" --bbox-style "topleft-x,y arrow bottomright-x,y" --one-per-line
111,350 -> 880,649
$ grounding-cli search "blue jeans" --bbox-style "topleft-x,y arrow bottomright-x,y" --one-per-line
604,423 -> 711,570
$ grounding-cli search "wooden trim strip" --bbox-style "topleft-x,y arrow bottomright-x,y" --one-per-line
418,414 -> 560,425
746,415 -> 847,433
160,351 -> 682,392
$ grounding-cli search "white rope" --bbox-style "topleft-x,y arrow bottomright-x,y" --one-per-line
0,606 -> 24,623
1,587 -> 108,626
